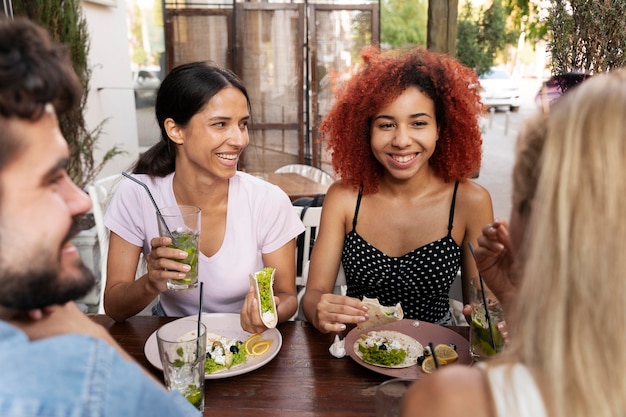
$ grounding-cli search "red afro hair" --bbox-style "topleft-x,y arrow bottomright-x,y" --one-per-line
319,46 -> 484,194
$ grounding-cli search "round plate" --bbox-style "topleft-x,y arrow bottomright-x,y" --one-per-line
144,313 -> 282,379
345,319 -> 471,379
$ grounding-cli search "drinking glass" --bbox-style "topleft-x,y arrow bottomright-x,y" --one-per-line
374,378 -> 414,417
157,205 -> 201,291
157,319 -> 206,410
469,278 -> 505,360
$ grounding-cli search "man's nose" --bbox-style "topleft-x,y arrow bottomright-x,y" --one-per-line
66,180 -> 92,216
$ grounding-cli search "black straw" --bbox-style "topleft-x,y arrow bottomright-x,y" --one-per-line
196,282 -> 204,359
467,243 -> 497,352
121,172 -> 173,239
429,342 -> 440,369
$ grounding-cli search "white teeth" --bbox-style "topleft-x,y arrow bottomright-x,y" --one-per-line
217,153 -> 237,160
393,154 -> 416,163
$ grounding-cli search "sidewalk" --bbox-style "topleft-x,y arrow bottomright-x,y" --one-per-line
474,77 -> 542,220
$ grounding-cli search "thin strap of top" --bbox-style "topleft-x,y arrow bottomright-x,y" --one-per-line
447,181 -> 460,237
351,180 -> 460,235
352,191 -> 364,231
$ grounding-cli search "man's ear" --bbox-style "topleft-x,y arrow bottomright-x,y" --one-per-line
164,118 -> 184,145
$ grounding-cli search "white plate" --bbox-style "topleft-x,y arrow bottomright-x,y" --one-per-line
144,313 -> 282,379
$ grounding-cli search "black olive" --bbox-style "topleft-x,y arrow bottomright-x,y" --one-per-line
417,355 -> 425,365
230,345 -> 239,354
205,352 -> 212,359
379,344 -> 387,351
448,343 -> 457,351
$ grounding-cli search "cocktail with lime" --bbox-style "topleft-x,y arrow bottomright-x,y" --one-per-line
470,304 -> 504,359
469,279 -> 505,360
157,205 -> 201,291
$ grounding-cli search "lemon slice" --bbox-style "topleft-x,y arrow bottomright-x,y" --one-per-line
434,344 -> 459,363
251,340 -> 272,356
421,356 -> 448,374
244,334 -> 263,356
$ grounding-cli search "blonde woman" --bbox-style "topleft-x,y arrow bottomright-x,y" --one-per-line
402,69 -> 626,417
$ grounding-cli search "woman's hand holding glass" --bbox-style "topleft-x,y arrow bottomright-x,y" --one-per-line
146,236 -> 191,292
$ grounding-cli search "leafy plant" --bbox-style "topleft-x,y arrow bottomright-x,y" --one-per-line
13,0 -> 125,190
381,0 -> 427,49
546,0 -> 626,74
456,0 -> 509,75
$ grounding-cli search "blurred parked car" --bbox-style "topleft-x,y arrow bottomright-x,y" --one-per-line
132,69 -> 160,107
534,72 -> 592,108
478,67 -> 521,112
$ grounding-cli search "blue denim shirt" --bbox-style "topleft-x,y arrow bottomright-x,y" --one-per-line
0,321 -> 201,417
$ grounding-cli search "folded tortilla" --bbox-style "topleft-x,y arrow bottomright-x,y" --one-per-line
353,330 -> 423,368
250,267 -> 278,328
357,297 -> 404,330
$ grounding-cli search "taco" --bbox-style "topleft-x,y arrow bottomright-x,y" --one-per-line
357,297 -> 404,330
250,267 -> 278,328
353,330 -> 423,368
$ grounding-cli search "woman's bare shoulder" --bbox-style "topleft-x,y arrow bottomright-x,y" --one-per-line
324,180 -> 360,205
459,179 -> 492,200
401,365 -> 492,417
456,180 -> 493,213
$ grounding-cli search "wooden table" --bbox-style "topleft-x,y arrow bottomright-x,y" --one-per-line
90,315 -> 468,416
254,172 -> 330,201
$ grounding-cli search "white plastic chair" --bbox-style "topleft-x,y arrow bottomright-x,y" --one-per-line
87,174 -> 151,316
290,206 -> 323,320
86,174 -> 123,314
275,164 -> 334,186
297,206 -> 323,283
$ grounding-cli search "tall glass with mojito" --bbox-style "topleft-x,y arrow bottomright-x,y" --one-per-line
157,205 -> 201,291
469,279 -> 505,360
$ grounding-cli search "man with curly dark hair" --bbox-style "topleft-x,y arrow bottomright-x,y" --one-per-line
302,46 -> 494,333
0,17 -> 200,416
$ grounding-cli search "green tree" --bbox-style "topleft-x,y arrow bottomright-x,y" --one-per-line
456,1 -> 508,75
456,2 -> 492,74
13,0 -> 124,189
505,0 -> 547,45
381,0 -> 427,49
547,0 -> 626,74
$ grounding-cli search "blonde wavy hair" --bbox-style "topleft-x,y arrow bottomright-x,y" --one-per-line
506,69 -> 626,417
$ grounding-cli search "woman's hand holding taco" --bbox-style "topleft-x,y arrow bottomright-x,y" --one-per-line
313,293 -> 370,334
240,286 -> 277,334
240,267 -> 279,334
313,296 -> 402,334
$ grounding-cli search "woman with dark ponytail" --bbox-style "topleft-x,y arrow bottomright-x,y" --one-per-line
104,62 -> 303,333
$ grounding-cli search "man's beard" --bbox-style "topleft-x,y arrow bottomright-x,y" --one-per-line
0,255 -> 95,310
0,216 -> 96,311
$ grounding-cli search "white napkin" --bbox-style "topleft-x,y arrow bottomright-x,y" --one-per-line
329,335 -> 346,358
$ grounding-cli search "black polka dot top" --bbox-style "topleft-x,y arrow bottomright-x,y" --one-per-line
342,182 -> 461,324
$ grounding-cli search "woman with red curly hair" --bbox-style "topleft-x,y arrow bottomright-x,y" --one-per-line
302,46 -> 494,333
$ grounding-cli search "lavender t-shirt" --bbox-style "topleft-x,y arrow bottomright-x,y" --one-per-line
104,171 -> 304,317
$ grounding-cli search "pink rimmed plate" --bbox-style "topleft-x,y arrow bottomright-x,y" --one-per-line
345,319 -> 471,379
